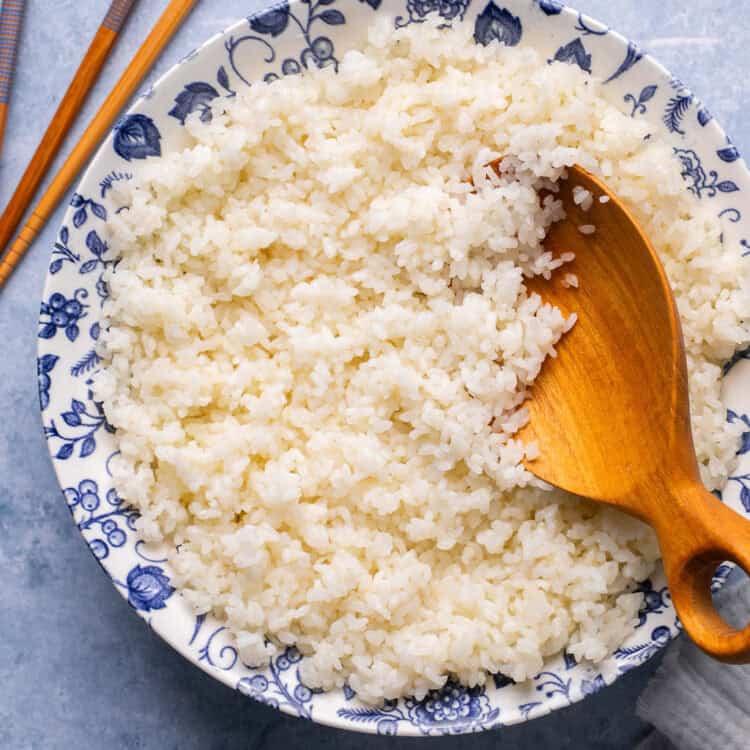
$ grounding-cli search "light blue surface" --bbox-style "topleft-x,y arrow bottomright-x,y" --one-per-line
1,1 -> 748,747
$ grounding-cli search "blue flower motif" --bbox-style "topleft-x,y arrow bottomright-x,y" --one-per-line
396,0 -> 470,28
125,564 -> 174,612
406,682 -> 491,729
474,2 -> 522,47
674,147 -> 739,198
113,114 -> 162,161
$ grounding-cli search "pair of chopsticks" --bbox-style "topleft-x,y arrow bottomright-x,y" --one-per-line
0,0 -> 198,290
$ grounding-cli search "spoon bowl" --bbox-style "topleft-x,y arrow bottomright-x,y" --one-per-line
521,166 -> 750,663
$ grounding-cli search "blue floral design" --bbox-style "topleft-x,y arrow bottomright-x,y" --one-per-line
474,2 -> 522,47
718,145 -> 742,163
49,226 -> 79,275
534,671 -> 571,700
550,38 -> 591,72
395,0 -> 469,28
604,41 -> 643,83
698,106 -> 713,127
169,66 -> 236,125
729,473 -> 750,512
44,384 -> 114,460
39,289 -> 88,342
113,114 -> 162,161
338,681 -> 498,736
538,0 -> 563,15
70,193 -> 107,228
37,354 -> 58,410
99,170 -> 133,199
66,480 -> 138,560
674,147 -> 739,198
615,626 -> 671,672
663,78 -> 693,135
635,578 -> 670,625
71,349 -> 103,378
233,0 -> 347,84
78,230 -> 112,276
238,646 -> 315,720
198,626 -> 240,670
124,564 -> 175,612
624,84 -> 657,117
728,409 -> 750,456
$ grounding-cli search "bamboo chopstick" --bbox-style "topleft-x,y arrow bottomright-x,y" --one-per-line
0,0 -> 198,290
0,0 -> 26,157
0,0 -> 139,258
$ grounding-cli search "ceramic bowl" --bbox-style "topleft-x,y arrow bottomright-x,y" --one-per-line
38,0 -> 750,736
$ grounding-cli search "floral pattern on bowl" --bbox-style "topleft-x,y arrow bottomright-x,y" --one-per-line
38,0 -> 750,736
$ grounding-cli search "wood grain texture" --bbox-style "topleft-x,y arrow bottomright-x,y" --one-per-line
104,0 -> 139,33
519,166 -> 750,662
0,0 -> 26,156
0,0 -> 198,291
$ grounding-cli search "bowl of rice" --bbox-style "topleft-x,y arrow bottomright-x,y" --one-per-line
38,0 -> 750,736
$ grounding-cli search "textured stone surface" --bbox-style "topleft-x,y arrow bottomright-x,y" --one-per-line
0,1 -> 747,747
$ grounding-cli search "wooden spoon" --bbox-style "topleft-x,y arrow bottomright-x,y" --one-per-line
518,165 -> 750,663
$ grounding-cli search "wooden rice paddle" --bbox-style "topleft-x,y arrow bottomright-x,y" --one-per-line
0,0 -> 198,290
520,165 -> 750,663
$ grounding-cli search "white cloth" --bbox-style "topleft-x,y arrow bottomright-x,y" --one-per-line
636,579 -> 750,750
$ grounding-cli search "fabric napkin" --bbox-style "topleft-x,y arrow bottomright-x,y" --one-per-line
636,577 -> 750,750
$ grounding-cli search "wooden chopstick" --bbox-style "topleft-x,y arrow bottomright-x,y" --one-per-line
0,0 -> 26,157
0,0 -> 138,259
0,0 -> 198,290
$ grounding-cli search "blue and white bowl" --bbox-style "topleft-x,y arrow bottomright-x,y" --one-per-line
37,0 -> 750,736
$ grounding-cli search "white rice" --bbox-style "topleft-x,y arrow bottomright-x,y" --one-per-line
95,20 -> 750,704
573,185 -> 594,211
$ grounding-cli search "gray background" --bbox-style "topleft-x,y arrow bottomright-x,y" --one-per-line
0,1 -> 746,748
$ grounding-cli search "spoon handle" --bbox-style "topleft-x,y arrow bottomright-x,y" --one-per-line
655,481 -> 750,662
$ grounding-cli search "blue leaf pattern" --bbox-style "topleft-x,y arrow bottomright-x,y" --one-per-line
474,2 -> 523,47
169,81 -> 221,125
113,114 -> 162,161
249,1 -> 290,37
551,38 -> 592,72
538,0 -> 563,15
